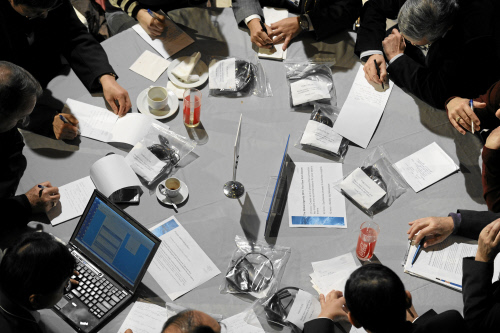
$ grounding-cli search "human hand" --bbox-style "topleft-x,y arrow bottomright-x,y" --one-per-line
269,17 -> 301,51
485,126 -> 500,150
382,29 -> 406,61
248,19 -> 273,49
446,97 -> 484,135
318,290 -> 348,321
100,75 -> 131,117
364,54 -> 387,87
407,216 -> 454,248
53,113 -> 79,140
476,219 -> 500,262
137,9 -> 166,37
25,182 -> 60,213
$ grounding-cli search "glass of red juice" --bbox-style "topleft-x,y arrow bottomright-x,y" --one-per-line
356,221 -> 380,261
183,88 -> 202,127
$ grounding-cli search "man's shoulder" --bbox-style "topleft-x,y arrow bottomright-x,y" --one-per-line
412,310 -> 468,333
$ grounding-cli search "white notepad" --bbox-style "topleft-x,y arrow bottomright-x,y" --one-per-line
258,7 -> 288,60
129,50 -> 171,82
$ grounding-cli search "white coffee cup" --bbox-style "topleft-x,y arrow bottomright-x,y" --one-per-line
147,86 -> 169,113
164,177 -> 181,198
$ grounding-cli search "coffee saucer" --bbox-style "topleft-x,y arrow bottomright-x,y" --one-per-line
137,88 -> 179,119
156,180 -> 189,205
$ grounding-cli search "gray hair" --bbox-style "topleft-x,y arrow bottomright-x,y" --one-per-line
398,0 -> 459,43
0,61 -> 42,120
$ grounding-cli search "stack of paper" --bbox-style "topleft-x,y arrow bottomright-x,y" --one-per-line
117,301 -> 168,333
310,253 -> 359,294
393,142 -> 459,192
129,50 -> 171,82
221,310 -> 265,333
258,7 -> 288,60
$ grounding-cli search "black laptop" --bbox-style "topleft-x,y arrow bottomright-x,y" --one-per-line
53,190 -> 161,333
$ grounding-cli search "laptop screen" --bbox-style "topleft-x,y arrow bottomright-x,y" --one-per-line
74,195 -> 156,287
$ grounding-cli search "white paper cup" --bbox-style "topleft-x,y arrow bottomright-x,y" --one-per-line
147,86 -> 168,113
164,177 -> 181,198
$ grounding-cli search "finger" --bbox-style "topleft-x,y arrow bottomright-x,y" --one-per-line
50,193 -> 61,201
282,36 -> 291,51
473,101 -> 486,109
365,62 -> 382,84
463,105 -> 481,129
457,118 -> 472,132
379,62 -> 388,82
258,31 -> 273,45
489,220 -> 500,239
124,94 -> 132,114
450,118 -> 467,135
116,95 -> 126,116
414,226 -> 433,245
423,235 -> 443,248
70,278 -> 79,285
106,96 -> 119,114
407,220 -> 427,239
40,181 -> 52,187
62,114 -> 79,125
48,186 -> 59,194
319,294 -> 325,305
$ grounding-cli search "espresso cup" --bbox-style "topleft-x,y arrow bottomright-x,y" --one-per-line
147,86 -> 168,112
164,177 -> 181,198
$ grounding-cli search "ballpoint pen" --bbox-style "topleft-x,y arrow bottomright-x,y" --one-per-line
374,59 -> 384,89
470,99 -> 474,134
147,8 -> 159,19
259,20 -> 274,48
59,114 -> 81,135
411,236 -> 426,266
38,185 -> 46,189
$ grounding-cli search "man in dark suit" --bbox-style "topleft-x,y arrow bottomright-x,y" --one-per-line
356,0 -> 499,109
408,216 -> 500,333
0,0 -> 131,140
232,0 -> 361,51
304,264 -> 469,333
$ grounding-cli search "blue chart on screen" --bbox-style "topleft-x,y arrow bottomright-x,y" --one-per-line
75,197 -> 155,285
291,216 -> 345,226
151,218 -> 179,237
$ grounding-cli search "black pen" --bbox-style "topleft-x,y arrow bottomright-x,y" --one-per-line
259,20 -> 274,47
411,236 -> 427,266
374,59 -> 385,89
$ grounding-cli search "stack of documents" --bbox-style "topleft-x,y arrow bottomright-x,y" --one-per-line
310,253 -> 359,294
258,7 -> 288,60
404,235 -> 500,291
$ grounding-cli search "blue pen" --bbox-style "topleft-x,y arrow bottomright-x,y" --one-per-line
436,278 -> 462,289
411,236 -> 426,267
147,9 -> 159,19
470,99 -> 474,134
59,114 -> 80,135
38,185 -> 46,189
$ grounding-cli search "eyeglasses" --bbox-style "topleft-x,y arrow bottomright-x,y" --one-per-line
225,252 -> 274,293
24,0 -> 63,20
264,287 -> 299,325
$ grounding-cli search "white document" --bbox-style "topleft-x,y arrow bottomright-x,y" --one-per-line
310,253 -> 359,294
65,99 -> 169,145
288,163 -> 347,228
47,176 -> 95,226
285,290 -> 321,330
290,80 -> 330,106
148,217 -> 221,300
209,58 -> 236,90
340,168 -> 386,209
117,301 -> 168,333
333,66 -> 393,148
47,154 -> 142,225
130,50 -> 171,82
404,235 -> 500,291
300,120 -> 343,154
132,15 -> 194,59
222,311 -> 265,333
258,7 -> 288,60
394,142 -> 459,192
125,142 -> 166,182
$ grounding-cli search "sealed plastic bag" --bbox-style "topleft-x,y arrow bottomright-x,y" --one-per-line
295,103 -> 348,161
334,146 -> 408,216
165,302 -> 223,323
285,62 -> 336,107
220,236 -> 291,298
125,123 -> 196,185
208,56 -> 272,97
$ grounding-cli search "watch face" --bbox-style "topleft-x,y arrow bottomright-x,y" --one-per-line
300,16 -> 309,31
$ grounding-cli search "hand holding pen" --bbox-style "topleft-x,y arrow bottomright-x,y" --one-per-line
24,182 -> 60,212
141,9 -> 166,37
53,113 -> 79,140
247,18 -> 273,49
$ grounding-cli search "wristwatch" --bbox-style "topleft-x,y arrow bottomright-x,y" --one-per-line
299,14 -> 310,31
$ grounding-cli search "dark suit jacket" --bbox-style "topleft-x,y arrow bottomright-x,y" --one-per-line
355,0 -> 499,109
457,209 -> 500,239
232,0 -> 361,40
0,127 -> 33,226
303,310 -> 469,333
0,0 -> 115,92
0,287 -> 43,333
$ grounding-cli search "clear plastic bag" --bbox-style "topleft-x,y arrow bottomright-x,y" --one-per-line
165,302 -> 223,323
285,62 -> 336,108
295,103 -> 349,162
334,146 -> 408,216
220,236 -> 291,299
125,123 -> 196,186
208,55 -> 272,97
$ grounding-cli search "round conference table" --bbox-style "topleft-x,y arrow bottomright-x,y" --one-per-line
16,7 -> 487,333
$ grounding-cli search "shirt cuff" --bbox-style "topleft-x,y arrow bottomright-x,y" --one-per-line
303,13 -> 315,31
388,53 -> 404,65
360,50 -> 383,62
244,14 -> 261,26
449,212 -> 462,235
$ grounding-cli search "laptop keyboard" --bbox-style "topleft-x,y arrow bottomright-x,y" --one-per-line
66,262 -> 127,319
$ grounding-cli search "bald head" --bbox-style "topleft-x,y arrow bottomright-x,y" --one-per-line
0,61 -> 42,132
162,310 -> 220,333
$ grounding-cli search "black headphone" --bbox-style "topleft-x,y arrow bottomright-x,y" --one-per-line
225,252 -> 274,293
